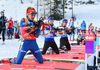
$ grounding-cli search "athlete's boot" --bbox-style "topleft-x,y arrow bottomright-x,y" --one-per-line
0,58 -> 11,63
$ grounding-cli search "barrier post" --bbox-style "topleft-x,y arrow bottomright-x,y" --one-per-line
96,33 -> 100,66
85,34 -> 95,70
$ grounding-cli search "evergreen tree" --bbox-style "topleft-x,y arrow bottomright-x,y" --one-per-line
51,0 -> 63,20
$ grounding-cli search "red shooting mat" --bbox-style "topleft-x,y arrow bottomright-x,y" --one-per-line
28,45 -> 91,60
28,53 -> 91,60
0,60 -> 80,70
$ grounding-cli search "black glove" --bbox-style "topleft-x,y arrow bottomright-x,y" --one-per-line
38,20 -> 44,28
66,27 -> 75,35
34,22 -> 39,27
52,27 -> 58,31
66,30 -> 72,35
34,20 -> 44,28
26,28 -> 31,33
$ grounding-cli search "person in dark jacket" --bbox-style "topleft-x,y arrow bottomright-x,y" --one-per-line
0,11 -> 7,44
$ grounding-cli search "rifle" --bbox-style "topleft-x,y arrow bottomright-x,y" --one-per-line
18,17 -> 45,41
51,26 -> 76,35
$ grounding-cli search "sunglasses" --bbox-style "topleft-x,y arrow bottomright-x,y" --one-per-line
1,13 -> 4,15
30,12 -> 37,14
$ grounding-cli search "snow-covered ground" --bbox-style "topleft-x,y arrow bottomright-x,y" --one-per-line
0,35 -> 61,60
0,38 -> 20,59
0,0 -> 100,60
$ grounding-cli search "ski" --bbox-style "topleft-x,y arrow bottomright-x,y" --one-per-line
10,63 -> 73,70
21,57 -> 84,64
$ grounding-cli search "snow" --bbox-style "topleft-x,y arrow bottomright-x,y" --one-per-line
0,35 -> 61,59
0,0 -> 100,60
0,38 -> 20,59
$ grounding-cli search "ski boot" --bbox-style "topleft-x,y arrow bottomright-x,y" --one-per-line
0,58 -> 11,63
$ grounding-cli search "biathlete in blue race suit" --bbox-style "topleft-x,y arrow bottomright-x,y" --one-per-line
0,7 -> 43,64
42,17 -> 59,54
70,17 -> 76,41
59,19 -> 71,50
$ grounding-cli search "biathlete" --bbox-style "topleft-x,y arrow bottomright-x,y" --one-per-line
70,17 -> 76,41
88,23 -> 93,34
59,19 -> 71,51
42,16 -> 59,54
0,7 -> 43,64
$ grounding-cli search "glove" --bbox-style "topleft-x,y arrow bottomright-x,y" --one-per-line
34,22 -> 39,27
26,28 -> 31,33
52,27 -> 58,31
66,30 -> 72,35
37,20 -> 44,28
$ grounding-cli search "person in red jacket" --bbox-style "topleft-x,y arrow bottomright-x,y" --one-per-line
7,17 -> 13,39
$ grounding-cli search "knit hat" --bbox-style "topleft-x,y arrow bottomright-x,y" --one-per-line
48,17 -> 54,21
62,19 -> 68,23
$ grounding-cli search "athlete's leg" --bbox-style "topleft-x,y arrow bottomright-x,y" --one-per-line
51,42 -> 59,54
42,41 -> 50,54
2,28 -> 5,42
0,28 -> 2,34
65,37 -> 71,50
59,38 -> 65,49
70,34 -> 72,40
73,34 -> 75,40
30,40 -> 43,63
0,28 -> 2,39
10,40 -> 29,64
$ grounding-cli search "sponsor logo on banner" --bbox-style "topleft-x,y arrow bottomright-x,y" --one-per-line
85,34 -> 95,41
97,33 -> 100,37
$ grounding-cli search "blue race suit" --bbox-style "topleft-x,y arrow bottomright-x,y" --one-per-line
10,17 -> 43,64
42,23 -> 59,54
